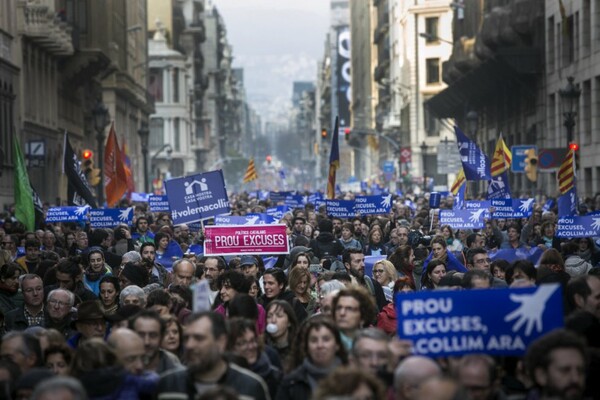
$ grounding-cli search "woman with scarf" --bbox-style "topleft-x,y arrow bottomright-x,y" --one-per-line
275,315 -> 347,400
84,248 -> 112,296
98,275 -> 120,316
227,318 -> 282,399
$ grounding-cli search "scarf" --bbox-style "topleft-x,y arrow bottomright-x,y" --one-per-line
85,267 -> 105,282
303,356 -> 341,390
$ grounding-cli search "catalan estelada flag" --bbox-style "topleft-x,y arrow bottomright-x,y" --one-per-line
450,168 -> 466,195
243,159 -> 258,183
490,135 -> 512,177
558,148 -> 575,194
327,117 -> 340,199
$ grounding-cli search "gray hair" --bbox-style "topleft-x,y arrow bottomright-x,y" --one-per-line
172,258 -> 196,274
119,285 -> 146,307
352,327 -> 390,355
31,376 -> 88,400
47,288 -> 75,307
122,251 -> 142,264
319,279 -> 346,296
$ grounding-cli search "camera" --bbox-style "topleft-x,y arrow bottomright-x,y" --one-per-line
407,230 -> 433,248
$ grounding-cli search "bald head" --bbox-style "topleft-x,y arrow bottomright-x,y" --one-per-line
416,376 -> 460,400
394,356 -> 442,400
107,328 -> 146,375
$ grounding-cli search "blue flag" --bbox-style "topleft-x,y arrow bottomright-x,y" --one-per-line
542,199 -> 555,212
453,184 -> 466,210
454,126 -> 491,180
558,187 -> 578,217
487,171 -> 511,200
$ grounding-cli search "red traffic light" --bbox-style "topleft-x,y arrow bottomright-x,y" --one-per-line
266,155 -> 272,163
82,149 -> 93,159
569,142 -> 579,151
344,128 -> 350,135
321,129 -> 327,138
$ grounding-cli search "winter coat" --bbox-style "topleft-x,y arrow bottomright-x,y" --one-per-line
377,302 -> 397,336
309,232 -> 345,260
564,255 -> 593,277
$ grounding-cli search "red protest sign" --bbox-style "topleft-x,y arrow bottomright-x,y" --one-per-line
203,224 -> 289,256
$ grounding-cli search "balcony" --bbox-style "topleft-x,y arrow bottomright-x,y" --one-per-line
17,0 -> 74,56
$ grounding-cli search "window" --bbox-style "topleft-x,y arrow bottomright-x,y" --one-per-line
174,118 -> 180,151
423,96 -> 439,137
426,58 -> 440,84
425,17 -> 439,43
172,68 -> 180,103
148,69 -> 163,102
149,118 -> 164,148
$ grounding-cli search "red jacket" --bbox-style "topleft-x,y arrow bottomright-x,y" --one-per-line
377,302 -> 397,335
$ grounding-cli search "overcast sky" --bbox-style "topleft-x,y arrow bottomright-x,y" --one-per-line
211,0 -> 330,123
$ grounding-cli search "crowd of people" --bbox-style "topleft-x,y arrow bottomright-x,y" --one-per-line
0,191 -> 597,400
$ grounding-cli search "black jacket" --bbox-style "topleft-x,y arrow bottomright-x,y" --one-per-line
157,363 -> 270,400
309,232 -> 345,260
274,363 -> 313,400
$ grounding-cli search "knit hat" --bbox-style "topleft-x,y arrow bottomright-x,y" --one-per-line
318,219 -> 333,233
121,262 -> 148,287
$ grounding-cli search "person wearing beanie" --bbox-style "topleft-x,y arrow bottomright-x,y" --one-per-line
309,219 -> 345,262
119,262 -> 149,289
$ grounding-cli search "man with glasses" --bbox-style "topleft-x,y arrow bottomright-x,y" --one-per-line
1,234 -> 19,261
466,248 -> 507,288
5,274 -> 45,331
69,300 -> 108,348
45,289 -> 75,338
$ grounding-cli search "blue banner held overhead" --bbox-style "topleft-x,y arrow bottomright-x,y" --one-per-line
396,284 -> 564,357
464,200 -> 491,210
308,192 -> 323,203
164,170 -> 230,225
487,171 -> 512,200
558,187 -> 578,217
556,215 -> 600,238
149,195 -> 170,212
439,209 -> 486,230
354,194 -> 392,216
266,205 -> 290,220
489,247 -> 545,265
453,185 -> 466,210
284,195 -> 306,208
89,207 -> 133,228
131,192 -> 150,202
542,199 -> 555,212
269,191 -> 293,203
454,125 -> 491,181
325,199 -> 355,218
45,206 -> 90,223
245,213 -> 278,224
491,198 -> 535,219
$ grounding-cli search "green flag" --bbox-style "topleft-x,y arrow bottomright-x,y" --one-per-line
13,136 -> 35,231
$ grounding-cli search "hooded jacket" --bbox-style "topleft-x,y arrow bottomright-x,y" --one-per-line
309,232 -> 345,260
564,255 -> 593,277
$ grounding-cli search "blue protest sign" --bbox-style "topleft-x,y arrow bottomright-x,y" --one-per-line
453,185 -> 466,210
429,192 -> 441,208
487,172 -> 511,200
245,213 -> 278,224
558,188 -> 577,217
308,193 -> 323,203
188,222 -> 202,232
556,215 -> 600,238
46,206 -> 90,223
465,200 -> 491,210
269,191 -> 293,203
325,199 -> 355,218
396,284 -> 564,357
89,207 -> 133,228
131,192 -> 150,202
511,145 -> 536,173
491,198 -> 535,219
284,195 -> 306,208
489,247 -> 544,265
164,170 -> 230,225
354,194 -> 392,216
188,243 -> 204,256
149,195 -> 170,212
542,199 -> 555,212
439,209 -> 486,229
266,205 -> 289,220
215,215 -> 256,225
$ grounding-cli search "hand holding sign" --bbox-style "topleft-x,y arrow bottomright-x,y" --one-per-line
504,285 -> 559,336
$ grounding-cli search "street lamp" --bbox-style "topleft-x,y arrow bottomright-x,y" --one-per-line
420,141 -> 427,193
559,76 -> 581,145
418,32 -> 453,45
92,101 -> 110,205
466,110 -> 478,136
137,121 -> 150,193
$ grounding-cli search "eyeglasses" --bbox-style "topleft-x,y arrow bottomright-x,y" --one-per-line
48,299 -> 70,308
373,269 -> 385,274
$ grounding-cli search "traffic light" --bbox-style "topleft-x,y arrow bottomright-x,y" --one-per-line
524,148 -> 538,182
569,142 -> 579,151
321,129 -> 328,141
81,149 -> 101,186
344,128 -> 350,142
570,142 -> 580,169
266,155 -> 272,164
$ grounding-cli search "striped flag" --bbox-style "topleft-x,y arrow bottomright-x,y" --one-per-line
104,122 -> 128,207
243,159 -> 258,183
558,148 -> 575,194
450,168 -> 466,195
327,117 -> 340,199
490,135 -> 512,177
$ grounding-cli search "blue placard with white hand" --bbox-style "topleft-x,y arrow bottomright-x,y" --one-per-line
325,199 -> 355,218
354,194 -> 392,215
46,206 -> 90,223
164,170 -> 230,225
396,284 -> 563,357
556,215 -> 600,238
308,192 -> 323,203
149,195 -> 170,212
487,172 -> 512,200
269,191 -> 293,203
284,195 -> 306,208
89,207 -> 133,228
245,213 -> 278,224
491,198 -> 535,219
266,205 -> 289,220
439,209 -> 486,229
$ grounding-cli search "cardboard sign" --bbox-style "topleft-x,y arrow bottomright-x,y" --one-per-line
203,224 -> 289,256
396,284 -> 563,357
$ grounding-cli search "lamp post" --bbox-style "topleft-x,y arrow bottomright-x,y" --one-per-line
420,141 -> 427,193
559,76 -> 581,145
92,101 -> 110,205
137,122 -> 150,193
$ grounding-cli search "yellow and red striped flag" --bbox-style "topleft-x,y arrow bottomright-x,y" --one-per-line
104,122 -> 128,207
450,168 -> 466,195
243,159 -> 258,183
490,135 -> 512,177
558,148 -> 575,194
